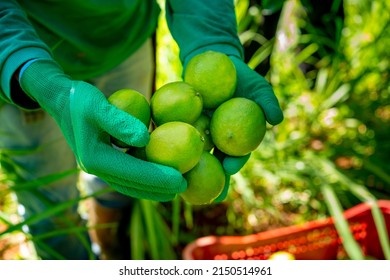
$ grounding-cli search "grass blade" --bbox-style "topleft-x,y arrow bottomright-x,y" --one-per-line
0,189 -> 109,236
371,203 -> 390,259
247,39 -> 274,69
321,184 -> 364,259
320,83 -> 350,110
129,201 -> 145,260
152,204 -> 177,259
140,200 -> 159,259
171,196 -> 181,246
314,155 -> 390,259
184,202 -> 193,229
293,43 -> 319,65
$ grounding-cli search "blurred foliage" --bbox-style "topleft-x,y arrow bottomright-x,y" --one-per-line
155,0 -> 390,258
155,0 -> 182,88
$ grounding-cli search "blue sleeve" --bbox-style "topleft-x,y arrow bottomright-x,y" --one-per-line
0,0 -> 52,109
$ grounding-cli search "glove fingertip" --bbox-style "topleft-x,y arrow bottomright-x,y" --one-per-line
127,124 -> 150,147
116,118 -> 150,147
177,176 -> 188,193
213,175 -> 230,203
264,105 -> 284,126
223,153 -> 251,175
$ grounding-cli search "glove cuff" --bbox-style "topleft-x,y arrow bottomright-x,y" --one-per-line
19,59 -> 71,112
16,58 -> 41,102
166,0 -> 244,69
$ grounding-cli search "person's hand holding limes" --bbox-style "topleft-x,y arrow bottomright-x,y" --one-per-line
182,50 -> 281,201
214,58 -> 284,201
211,56 -> 284,202
167,0 -> 283,201
16,58 -> 186,201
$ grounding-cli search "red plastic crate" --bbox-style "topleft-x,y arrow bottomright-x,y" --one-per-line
182,200 -> 390,260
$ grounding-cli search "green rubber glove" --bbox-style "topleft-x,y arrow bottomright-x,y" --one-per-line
167,0 -> 283,202
214,153 -> 250,202
18,59 -> 187,202
213,56 -> 284,202
229,56 -> 283,125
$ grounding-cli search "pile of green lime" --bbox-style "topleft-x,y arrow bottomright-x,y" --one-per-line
108,50 -> 267,205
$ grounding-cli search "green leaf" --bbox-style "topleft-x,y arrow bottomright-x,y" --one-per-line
247,39 -> 274,70
130,202 -> 145,260
320,83 -> 351,110
322,184 -> 365,260
171,196 -> 181,246
140,200 -> 159,259
262,0 -> 286,15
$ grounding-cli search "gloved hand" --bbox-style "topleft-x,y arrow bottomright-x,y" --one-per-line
18,59 -> 187,202
213,57 -> 283,202
166,0 -> 283,202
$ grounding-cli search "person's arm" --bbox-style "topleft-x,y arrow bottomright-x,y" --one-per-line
166,0 -> 284,201
0,0 -> 52,109
0,1 -> 187,202
165,0 -> 243,67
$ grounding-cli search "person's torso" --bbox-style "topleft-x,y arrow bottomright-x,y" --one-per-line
17,0 -> 160,79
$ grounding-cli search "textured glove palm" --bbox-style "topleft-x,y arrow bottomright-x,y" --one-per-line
19,59 -> 186,201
